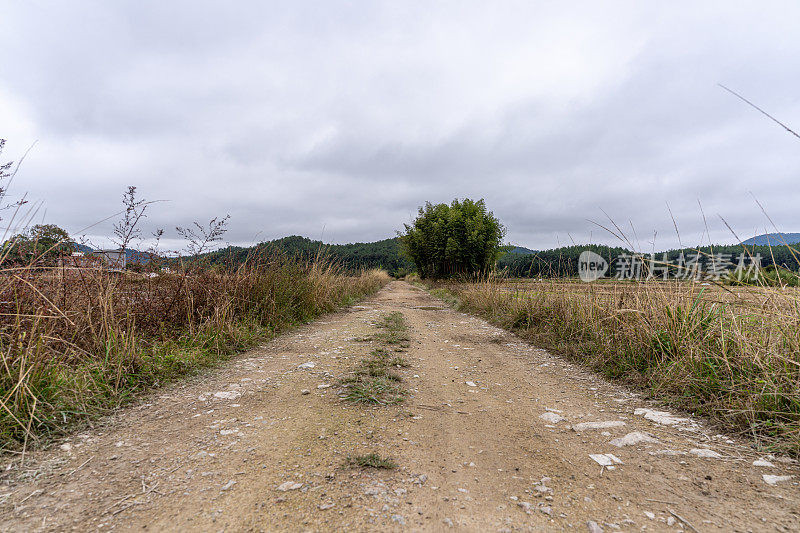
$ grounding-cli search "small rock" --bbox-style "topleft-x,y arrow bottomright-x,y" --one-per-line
587,520 -> 603,533
609,431 -> 659,447
317,384 -> 331,389
301,389 -> 311,395
753,458 -> 775,467
443,518 -> 454,527
213,391 -> 241,400
59,443 -> 72,452
539,412 -> 565,424
689,448 -> 722,459
762,474 -> 793,486
634,408 -> 693,427
573,421 -> 626,431
666,516 -> 676,526
643,511 -> 655,520
466,381 -> 477,387
539,506 -> 552,516
318,502 -> 335,510
277,481 -> 303,491
589,454 -> 623,466
391,514 -> 406,525
298,362 -> 316,369
517,501 -> 533,514
221,480 -> 236,491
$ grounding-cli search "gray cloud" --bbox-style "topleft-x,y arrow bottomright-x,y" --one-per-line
1,1 -> 799,252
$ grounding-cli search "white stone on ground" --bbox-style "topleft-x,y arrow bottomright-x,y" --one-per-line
762,474 -> 793,486
689,448 -> 722,458
573,421 -> 626,431
539,412 -> 565,424
609,431 -> 660,447
277,481 -> 303,491
589,454 -> 623,466
634,408 -> 693,427
753,458 -> 775,467
587,520 -> 604,533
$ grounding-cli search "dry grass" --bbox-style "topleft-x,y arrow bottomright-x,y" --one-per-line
0,254 -> 390,452
430,277 -> 800,456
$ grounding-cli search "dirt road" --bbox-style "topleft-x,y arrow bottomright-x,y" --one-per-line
1,281 -> 798,532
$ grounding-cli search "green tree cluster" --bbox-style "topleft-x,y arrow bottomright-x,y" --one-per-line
3,224 -> 74,266
400,199 -> 505,279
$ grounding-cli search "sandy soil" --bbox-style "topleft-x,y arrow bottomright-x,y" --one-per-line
1,281 -> 798,532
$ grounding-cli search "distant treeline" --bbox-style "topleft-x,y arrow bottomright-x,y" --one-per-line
498,244 -> 629,277
201,236 -> 800,279
499,243 -> 800,278
204,236 -> 416,276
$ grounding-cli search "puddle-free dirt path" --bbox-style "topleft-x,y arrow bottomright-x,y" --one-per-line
1,281 -> 798,532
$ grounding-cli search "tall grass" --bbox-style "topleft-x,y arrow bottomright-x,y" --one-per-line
0,252 -> 389,451
433,277 -> 800,456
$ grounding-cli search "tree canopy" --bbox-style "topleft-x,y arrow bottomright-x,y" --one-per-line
3,224 -> 74,265
400,198 -> 505,279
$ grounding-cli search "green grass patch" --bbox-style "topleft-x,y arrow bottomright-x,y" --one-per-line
348,453 -> 397,469
340,312 -> 410,406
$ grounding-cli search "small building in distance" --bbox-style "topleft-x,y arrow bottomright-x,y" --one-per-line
93,249 -> 127,271
59,249 -> 127,271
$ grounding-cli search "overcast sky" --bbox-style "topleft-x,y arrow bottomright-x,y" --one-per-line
1,1 -> 798,252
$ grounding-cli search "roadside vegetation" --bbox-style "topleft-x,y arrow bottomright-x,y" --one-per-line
425,277 -> 800,456
0,251 -> 389,451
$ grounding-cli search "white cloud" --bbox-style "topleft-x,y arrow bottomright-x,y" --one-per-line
0,1 -> 798,250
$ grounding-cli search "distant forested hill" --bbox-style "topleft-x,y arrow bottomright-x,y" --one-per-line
506,245 -> 537,255
200,234 -> 800,279
742,233 -> 800,245
498,244 -> 630,277
498,242 -> 800,278
204,235 -> 415,276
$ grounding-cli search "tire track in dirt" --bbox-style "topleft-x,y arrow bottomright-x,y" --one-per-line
1,281 -> 798,532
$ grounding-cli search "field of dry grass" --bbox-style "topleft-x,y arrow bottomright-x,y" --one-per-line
427,277 -> 800,456
0,255 -> 390,452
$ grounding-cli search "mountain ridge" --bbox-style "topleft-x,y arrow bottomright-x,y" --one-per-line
742,233 -> 800,246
